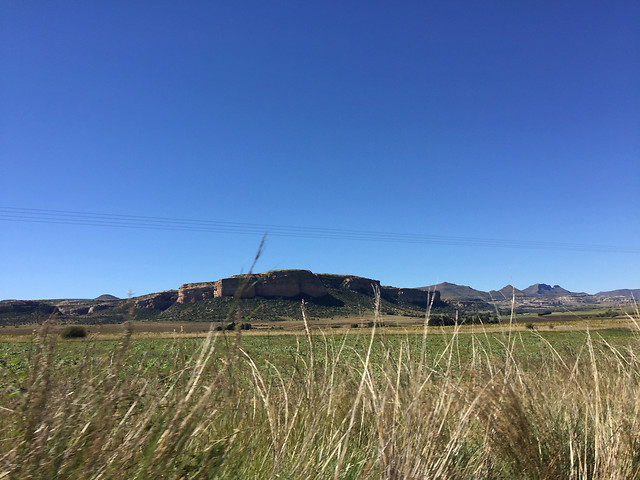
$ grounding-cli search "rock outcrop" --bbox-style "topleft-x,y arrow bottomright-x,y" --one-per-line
135,290 -> 178,310
177,282 -> 217,304
88,303 -> 114,314
58,306 -> 90,316
381,287 -> 442,307
316,274 -> 380,294
179,270 -> 329,302
253,270 -> 327,298
213,270 -> 328,299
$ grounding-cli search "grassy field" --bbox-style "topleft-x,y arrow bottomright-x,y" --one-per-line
1,303 -> 639,479
0,304 -> 633,338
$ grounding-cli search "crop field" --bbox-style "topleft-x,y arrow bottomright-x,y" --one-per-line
1,308 -> 640,479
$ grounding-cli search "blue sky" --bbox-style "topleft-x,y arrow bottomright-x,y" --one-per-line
1,1 -> 638,299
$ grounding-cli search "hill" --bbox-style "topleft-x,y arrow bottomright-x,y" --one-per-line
418,282 -> 491,302
521,284 -> 572,296
95,294 -> 120,301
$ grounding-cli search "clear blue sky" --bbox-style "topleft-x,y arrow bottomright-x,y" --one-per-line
1,1 -> 638,299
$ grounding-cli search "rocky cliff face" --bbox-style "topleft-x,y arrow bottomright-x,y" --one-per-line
381,287 -> 442,307
180,272 -> 443,306
179,270 -> 329,302
135,291 -> 178,310
214,270 -> 328,299
58,306 -> 91,316
316,274 -> 380,294
213,276 -> 255,298
253,270 -> 328,298
177,283 -> 217,303
88,303 -> 115,314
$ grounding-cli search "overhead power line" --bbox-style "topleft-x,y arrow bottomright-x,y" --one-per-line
0,206 -> 638,254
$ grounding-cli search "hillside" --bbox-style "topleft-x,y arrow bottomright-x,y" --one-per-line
418,282 -> 491,302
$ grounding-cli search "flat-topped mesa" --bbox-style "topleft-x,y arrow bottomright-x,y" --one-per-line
381,287 -> 442,307
178,270 -> 329,303
316,274 -> 381,294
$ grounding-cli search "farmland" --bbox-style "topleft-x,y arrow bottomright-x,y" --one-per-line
1,303 -> 639,479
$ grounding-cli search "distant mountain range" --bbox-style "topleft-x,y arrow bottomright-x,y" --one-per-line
418,282 -> 638,309
419,282 -> 638,299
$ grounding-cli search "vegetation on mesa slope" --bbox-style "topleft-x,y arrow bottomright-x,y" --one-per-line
153,287 -> 423,323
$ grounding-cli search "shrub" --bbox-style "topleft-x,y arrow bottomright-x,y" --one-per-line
60,325 -> 87,339
350,323 -> 359,328
526,323 -> 535,330
239,322 -> 252,330
367,321 -> 385,328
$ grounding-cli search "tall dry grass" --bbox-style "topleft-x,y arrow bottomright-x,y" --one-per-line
1,298 -> 639,479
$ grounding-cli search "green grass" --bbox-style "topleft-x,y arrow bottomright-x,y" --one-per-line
1,307 -> 640,479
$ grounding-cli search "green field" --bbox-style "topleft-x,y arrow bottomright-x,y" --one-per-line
1,313 -> 640,478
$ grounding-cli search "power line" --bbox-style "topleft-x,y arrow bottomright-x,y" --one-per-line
1,206 -> 638,254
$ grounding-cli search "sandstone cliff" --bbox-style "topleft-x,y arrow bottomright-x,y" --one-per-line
177,283 -> 217,303
215,270 -> 328,299
135,290 -> 178,310
178,270 -> 329,303
316,274 -> 381,294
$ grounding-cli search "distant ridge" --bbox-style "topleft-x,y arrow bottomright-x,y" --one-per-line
595,289 -> 640,298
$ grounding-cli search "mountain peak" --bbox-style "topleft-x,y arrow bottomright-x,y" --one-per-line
489,285 -> 524,299
522,284 -> 571,296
